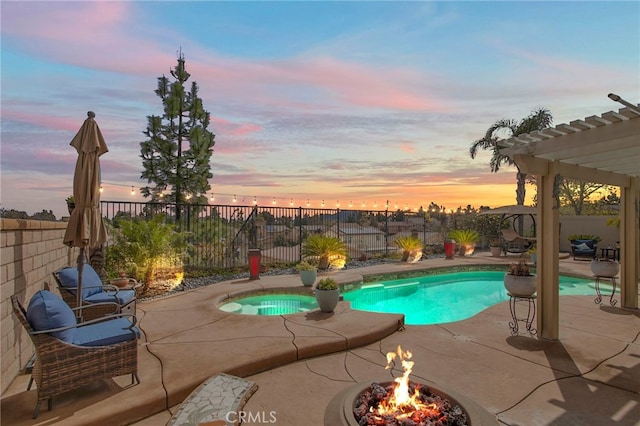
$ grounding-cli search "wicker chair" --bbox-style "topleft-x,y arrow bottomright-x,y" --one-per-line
11,291 -> 140,418
53,265 -> 139,321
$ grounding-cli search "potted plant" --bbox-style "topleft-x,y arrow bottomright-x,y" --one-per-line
504,260 -> 536,296
590,257 -> 619,278
65,195 -> 75,215
315,277 -> 340,313
393,235 -> 423,263
489,239 -> 502,257
296,260 -> 318,287
449,229 -> 480,256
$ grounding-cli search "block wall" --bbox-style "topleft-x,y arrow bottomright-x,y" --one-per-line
1,219 -> 74,395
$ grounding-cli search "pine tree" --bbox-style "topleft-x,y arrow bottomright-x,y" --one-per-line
140,53 -> 215,219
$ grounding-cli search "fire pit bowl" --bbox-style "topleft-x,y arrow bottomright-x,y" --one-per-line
324,378 -> 497,426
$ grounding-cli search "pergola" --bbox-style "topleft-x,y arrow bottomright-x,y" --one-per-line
502,98 -> 640,340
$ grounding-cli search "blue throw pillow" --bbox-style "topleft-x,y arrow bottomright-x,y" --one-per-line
57,265 -> 104,298
26,290 -> 76,342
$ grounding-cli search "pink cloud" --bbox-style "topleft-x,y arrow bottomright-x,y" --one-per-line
210,117 -> 262,137
2,109 -> 84,132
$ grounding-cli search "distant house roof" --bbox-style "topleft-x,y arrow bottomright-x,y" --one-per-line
329,223 -> 385,235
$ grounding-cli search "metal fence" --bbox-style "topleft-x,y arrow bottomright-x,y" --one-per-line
100,201 -> 445,270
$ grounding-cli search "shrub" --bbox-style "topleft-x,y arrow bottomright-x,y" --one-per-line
317,277 -> 338,291
105,214 -> 190,290
508,260 -> 532,276
295,260 -> 317,272
568,234 -> 601,242
449,229 -> 480,245
393,235 -> 423,251
301,234 -> 347,270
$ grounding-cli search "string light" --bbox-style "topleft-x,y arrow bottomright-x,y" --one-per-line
96,183 -> 445,211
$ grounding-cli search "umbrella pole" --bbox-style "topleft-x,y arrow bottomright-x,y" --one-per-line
76,248 -> 86,321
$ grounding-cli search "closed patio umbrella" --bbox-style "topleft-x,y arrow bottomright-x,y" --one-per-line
62,111 -> 108,318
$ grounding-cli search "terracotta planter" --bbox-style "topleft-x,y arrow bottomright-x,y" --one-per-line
300,270 -> 317,287
504,274 -> 536,297
490,246 -> 502,257
315,288 -> 340,313
590,260 -> 619,278
110,278 -> 130,288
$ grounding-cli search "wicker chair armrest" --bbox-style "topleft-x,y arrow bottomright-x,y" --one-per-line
58,284 -> 105,292
70,301 -> 119,313
29,312 -> 138,335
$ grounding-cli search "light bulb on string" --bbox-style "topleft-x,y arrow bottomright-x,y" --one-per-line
306,199 -> 310,207
253,196 -> 257,205
336,200 -> 340,207
272,197 -> 276,205
99,184 -> 103,193
130,186 -> 135,195
289,198 -> 293,206
233,195 -> 237,203
321,200 -> 325,207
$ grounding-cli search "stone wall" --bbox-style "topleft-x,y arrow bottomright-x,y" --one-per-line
1,219 -> 74,395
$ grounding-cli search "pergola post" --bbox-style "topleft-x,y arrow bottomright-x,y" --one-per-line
620,176 -> 640,309
536,161 -> 560,340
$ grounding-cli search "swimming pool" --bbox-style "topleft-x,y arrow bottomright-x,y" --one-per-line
219,294 -> 317,315
343,270 -> 603,325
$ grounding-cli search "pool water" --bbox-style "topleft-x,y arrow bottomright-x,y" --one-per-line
219,294 -> 317,315
343,270 -> 604,325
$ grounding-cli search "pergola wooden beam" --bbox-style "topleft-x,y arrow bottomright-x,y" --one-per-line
503,103 -> 640,340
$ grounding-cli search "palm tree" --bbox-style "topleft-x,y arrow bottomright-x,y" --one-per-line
469,108 -> 553,206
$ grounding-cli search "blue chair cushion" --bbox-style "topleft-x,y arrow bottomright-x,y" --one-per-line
84,289 -> 136,305
26,290 -> 76,343
572,239 -> 596,253
72,318 -> 140,347
58,265 -> 104,298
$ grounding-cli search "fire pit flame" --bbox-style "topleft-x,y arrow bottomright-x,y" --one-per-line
375,345 -> 432,416
353,345 -> 469,425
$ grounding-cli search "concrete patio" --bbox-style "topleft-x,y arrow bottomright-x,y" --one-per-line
2,253 -> 639,425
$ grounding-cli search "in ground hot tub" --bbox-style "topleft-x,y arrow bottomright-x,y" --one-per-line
219,293 -> 318,315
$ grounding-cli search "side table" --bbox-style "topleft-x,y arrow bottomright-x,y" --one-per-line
593,275 -> 617,306
508,293 -> 537,336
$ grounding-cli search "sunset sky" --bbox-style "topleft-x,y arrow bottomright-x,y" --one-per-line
2,1 -> 638,219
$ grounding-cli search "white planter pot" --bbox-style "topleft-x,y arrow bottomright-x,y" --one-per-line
315,288 -> 340,313
590,260 -> 619,278
504,274 -> 537,297
300,270 -> 317,287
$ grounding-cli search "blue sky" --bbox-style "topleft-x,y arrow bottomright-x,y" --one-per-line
1,1 -> 638,218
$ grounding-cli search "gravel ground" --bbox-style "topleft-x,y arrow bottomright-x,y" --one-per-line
140,256 -> 441,301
